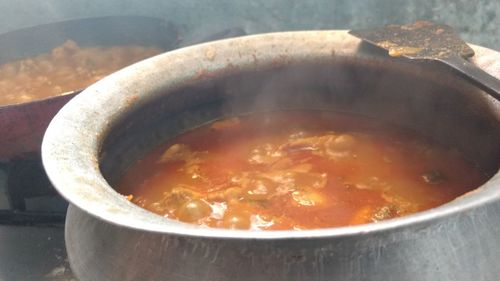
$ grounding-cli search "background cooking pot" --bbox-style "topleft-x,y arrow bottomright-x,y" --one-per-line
0,16 -> 178,160
42,31 -> 500,281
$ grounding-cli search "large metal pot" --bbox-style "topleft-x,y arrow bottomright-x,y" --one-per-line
42,31 -> 500,281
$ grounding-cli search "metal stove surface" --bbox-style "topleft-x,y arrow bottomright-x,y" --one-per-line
0,155 -> 74,280
0,225 -> 73,281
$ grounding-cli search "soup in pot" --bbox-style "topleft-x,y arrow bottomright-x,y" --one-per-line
0,40 -> 163,106
118,111 -> 488,230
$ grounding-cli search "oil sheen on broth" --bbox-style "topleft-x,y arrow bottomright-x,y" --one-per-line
118,111 -> 488,230
0,40 -> 162,106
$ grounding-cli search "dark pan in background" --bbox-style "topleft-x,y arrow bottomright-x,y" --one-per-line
0,16 -> 179,160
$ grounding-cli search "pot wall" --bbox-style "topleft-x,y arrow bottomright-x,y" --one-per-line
65,196 -> 500,281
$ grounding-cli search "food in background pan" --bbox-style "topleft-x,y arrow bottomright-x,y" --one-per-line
0,40 -> 162,106
118,111 -> 488,230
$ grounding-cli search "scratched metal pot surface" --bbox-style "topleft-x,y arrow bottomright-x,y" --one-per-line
41,31 -> 500,281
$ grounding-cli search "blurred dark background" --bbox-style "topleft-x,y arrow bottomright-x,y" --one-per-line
0,0 -> 497,50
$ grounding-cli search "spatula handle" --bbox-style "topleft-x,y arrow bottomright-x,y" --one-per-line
439,56 -> 500,101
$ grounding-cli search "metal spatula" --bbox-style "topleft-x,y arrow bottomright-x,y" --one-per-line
349,21 -> 500,100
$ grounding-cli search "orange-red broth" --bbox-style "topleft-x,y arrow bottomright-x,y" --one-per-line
118,111 -> 487,230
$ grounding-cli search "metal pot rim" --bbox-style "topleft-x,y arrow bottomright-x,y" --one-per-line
41,30 -> 500,239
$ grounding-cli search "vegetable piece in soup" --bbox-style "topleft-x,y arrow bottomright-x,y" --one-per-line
118,111 -> 488,230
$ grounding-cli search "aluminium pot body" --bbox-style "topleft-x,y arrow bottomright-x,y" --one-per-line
42,31 -> 500,281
